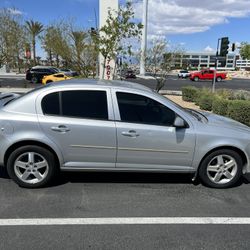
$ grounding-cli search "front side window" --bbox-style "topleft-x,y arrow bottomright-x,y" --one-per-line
61,90 -> 108,120
116,92 -> 176,126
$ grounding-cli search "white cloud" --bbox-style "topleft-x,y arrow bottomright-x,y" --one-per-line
204,46 -> 215,52
132,0 -> 250,36
7,8 -> 23,15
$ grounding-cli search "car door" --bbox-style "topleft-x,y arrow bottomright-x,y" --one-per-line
113,90 -> 196,171
37,88 -> 117,169
201,70 -> 209,80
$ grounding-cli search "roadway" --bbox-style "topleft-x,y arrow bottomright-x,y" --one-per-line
1,75 -> 250,91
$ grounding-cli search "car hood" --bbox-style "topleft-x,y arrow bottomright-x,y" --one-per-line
199,111 -> 250,133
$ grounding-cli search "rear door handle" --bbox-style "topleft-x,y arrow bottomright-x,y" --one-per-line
51,125 -> 70,133
122,130 -> 140,137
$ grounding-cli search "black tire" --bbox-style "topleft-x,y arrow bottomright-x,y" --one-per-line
46,80 -> 53,84
194,76 -> 199,82
198,149 -> 243,188
7,145 -> 58,188
31,76 -> 39,84
216,77 -> 222,82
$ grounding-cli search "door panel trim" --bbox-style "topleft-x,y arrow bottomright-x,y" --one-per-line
70,144 -> 116,150
118,147 -> 189,154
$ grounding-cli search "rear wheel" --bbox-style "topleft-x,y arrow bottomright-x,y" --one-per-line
31,76 -> 39,84
46,80 -> 53,84
7,146 -> 58,188
198,149 -> 243,188
194,76 -> 199,82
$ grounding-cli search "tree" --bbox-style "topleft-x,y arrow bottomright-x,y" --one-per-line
0,8 -> 27,72
26,20 -> 43,65
146,38 -> 185,92
93,2 -> 142,79
240,42 -> 250,60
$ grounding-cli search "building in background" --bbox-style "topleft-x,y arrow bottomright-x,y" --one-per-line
236,59 -> 250,70
172,52 -> 238,70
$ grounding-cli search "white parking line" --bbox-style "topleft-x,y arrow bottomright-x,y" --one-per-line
0,217 -> 250,226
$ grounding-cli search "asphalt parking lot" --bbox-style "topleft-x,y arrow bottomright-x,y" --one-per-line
0,76 -> 250,249
1,167 -> 250,250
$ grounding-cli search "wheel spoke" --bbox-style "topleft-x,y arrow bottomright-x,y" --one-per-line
35,161 -> 47,169
207,165 -> 219,172
22,170 -> 30,180
224,160 -> 235,170
28,152 -> 35,164
16,161 -> 27,169
213,172 -> 223,182
33,171 -> 43,180
217,155 -> 224,165
224,170 -> 233,179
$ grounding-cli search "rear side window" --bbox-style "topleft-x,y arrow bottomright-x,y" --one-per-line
41,92 -> 60,115
61,90 -> 108,120
41,90 -> 108,120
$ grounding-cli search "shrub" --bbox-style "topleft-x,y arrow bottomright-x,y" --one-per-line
212,97 -> 229,116
227,100 -> 250,126
232,90 -> 250,101
198,93 -> 214,111
182,86 -> 199,102
216,89 -> 234,99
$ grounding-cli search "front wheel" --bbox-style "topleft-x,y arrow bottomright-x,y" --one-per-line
216,77 -> 222,82
198,149 -> 243,188
7,146 -> 58,188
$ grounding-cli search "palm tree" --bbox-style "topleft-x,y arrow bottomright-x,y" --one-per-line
25,20 -> 43,65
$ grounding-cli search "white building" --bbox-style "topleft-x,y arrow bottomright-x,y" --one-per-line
176,52 -> 237,70
236,59 -> 250,70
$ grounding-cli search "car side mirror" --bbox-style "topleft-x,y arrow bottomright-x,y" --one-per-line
174,116 -> 186,128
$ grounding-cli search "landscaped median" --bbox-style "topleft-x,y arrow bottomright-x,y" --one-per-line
182,86 -> 250,127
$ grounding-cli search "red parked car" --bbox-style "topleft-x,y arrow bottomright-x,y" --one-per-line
190,69 -> 227,82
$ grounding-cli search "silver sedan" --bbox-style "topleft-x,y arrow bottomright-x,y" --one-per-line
0,79 -> 249,188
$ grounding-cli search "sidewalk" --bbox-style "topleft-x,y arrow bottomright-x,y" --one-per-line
0,73 -> 25,78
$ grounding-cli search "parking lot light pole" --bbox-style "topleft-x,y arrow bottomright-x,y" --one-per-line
139,0 -> 148,76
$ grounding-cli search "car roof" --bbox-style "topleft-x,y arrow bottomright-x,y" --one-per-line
46,79 -> 153,92
32,65 -> 58,69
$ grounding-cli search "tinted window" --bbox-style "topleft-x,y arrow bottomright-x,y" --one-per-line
62,90 -> 108,120
116,92 -> 176,126
55,74 -> 64,78
42,92 -> 60,115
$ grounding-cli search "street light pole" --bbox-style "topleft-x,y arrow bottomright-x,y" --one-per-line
140,0 -> 148,76
212,38 -> 220,93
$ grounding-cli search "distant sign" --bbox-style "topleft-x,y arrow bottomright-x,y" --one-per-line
25,50 -> 31,59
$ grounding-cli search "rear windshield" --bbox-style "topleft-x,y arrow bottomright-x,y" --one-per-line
3,85 -> 51,106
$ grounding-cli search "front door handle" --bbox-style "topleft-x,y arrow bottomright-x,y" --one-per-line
51,125 -> 70,133
122,130 -> 140,137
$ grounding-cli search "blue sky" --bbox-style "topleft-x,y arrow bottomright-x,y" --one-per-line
1,0 -> 250,57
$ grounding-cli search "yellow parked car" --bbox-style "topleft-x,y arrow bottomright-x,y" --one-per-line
42,73 -> 72,85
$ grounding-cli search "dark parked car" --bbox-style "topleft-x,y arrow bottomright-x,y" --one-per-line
26,66 -> 59,83
125,69 -> 136,79
60,68 -> 78,77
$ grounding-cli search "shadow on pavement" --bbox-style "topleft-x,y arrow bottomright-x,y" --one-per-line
54,172 -> 198,187
53,172 -> 250,188
0,167 -> 10,179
